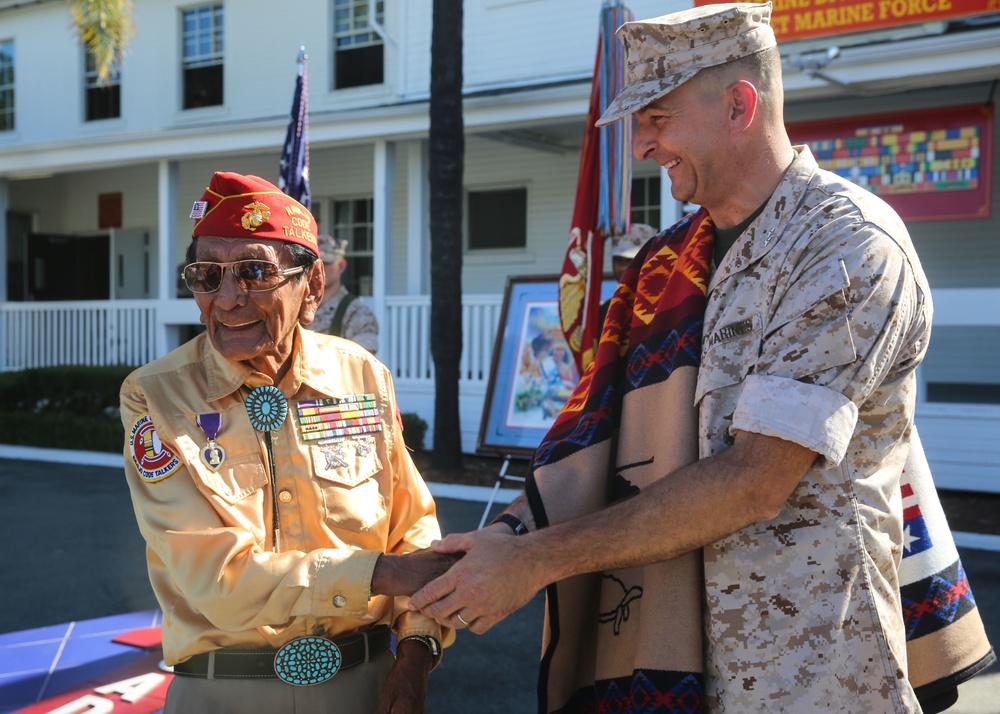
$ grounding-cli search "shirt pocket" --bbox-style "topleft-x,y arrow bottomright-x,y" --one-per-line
310,436 -> 387,532
761,257 -> 857,383
191,452 -> 269,542
695,312 -> 763,404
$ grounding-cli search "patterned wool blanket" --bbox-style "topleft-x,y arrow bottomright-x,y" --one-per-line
527,209 -> 713,713
527,209 -> 994,713
898,429 -> 995,711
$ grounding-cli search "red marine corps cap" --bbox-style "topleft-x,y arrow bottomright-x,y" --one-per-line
189,172 -> 319,258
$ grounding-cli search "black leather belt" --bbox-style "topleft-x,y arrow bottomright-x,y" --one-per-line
173,626 -> 391,686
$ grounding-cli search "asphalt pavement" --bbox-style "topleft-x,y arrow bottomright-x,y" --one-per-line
1,455 -> 997,713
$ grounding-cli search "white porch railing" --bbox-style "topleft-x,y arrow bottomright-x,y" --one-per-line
383,294 -> 504,385
0,295 -> 506,384
0,300 -> 159,371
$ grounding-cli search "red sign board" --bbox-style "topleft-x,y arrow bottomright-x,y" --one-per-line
787,103 -> 993,222
695,0 -> 997,42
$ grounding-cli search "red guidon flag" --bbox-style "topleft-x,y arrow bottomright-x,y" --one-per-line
559,48 -> 603,374
560,2 -> 632,373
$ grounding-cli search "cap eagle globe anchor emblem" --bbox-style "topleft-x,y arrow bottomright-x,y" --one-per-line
245,385 -> 288,432
241,200 -> 271,231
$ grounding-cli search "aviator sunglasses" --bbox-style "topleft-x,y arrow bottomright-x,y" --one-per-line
182,260 -> 305,294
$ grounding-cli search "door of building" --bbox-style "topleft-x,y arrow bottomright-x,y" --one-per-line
27,233 -> 110,301
111,228 -> 151,299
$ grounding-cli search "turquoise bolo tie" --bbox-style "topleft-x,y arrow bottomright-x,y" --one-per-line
245,385 -> 288,551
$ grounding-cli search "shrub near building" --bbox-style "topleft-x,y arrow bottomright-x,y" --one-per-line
0,365 -> 433,456
0,366 -> 135,453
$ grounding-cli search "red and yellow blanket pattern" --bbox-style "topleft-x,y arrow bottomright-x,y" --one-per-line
538,210 -> 712,469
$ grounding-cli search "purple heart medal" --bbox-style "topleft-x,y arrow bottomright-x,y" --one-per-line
196,413 -> 226,470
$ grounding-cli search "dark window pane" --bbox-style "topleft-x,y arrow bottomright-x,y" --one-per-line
335,44 -> 383,89
468,189 -> 527,250
86,85 -> 120,121
344,256 -> 373,296
184,63 -> 223,108
631,177 -> 646,204
927,383 -> 1000,405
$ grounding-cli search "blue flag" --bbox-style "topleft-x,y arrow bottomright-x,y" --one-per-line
278,51 -> 310,209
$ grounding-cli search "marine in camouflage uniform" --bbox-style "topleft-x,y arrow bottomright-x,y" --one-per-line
698,144 -> 929,712
405,5 -> 989,712
306,234 -> 379,355
312,284 -> 380,354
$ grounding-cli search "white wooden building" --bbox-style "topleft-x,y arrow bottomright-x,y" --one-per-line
0,0 -> 998,491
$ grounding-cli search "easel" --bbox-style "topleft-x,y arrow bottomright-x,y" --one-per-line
477,454 -> 527,529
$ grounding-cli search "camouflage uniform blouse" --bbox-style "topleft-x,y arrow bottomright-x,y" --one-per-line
309,285 -> 380,354
697,147 -> 931,712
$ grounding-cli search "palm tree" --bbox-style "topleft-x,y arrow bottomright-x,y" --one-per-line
428,0 -> 464,471
69,0 -> 134,85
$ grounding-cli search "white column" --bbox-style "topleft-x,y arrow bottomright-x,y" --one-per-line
406,140 -> 428,296
156,160 -> 179,357
659,165 -> 684,229
372,140 -> 396,329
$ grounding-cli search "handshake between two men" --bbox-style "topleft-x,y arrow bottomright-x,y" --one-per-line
374,503 -> 541,635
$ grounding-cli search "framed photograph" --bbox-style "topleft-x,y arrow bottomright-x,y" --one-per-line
478,274 -> 617,456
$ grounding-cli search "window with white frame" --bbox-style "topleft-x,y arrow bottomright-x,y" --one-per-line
333,0 -> 384,89
467,187 -> 528,251
316,197 -> 375,296
85,51 -> 120,121
631,176 -> 661,229
182,4 -> 224,109
0,39 -> 13,131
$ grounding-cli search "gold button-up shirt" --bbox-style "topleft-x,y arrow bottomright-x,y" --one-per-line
120,327 -> 449,665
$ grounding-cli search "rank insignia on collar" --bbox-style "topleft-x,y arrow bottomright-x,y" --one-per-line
241,200 -> 271,231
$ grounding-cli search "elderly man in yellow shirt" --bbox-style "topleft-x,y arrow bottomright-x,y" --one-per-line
120,171 -> 453,714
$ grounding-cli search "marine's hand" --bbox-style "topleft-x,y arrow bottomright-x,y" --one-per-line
408,528 -> 542,634
372,549 -> 463,597
374,639 -> 432,714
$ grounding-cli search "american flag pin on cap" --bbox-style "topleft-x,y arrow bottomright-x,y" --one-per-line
189,200 -> 208,219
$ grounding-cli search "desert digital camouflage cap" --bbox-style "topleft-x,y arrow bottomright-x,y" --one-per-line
317,234 -> 348,263
597,2 -> 776,126
611,223 -> 657,260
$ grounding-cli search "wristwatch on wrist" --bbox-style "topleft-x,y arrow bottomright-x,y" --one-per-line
399,634 -> 441,658
490,513 -> 528,536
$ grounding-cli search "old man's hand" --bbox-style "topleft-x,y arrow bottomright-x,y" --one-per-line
372,548 -> 463,597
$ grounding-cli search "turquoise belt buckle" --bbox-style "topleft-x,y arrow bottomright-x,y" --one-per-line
274,636 -> 343,686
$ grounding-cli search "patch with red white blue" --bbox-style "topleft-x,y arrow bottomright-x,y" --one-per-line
129,413 -> 182,483
901,481 -> 932,557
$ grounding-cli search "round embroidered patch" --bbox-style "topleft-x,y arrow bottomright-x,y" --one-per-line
245,385 -> 288,432
129,413 -> 182,483
274,637 -> 342,686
